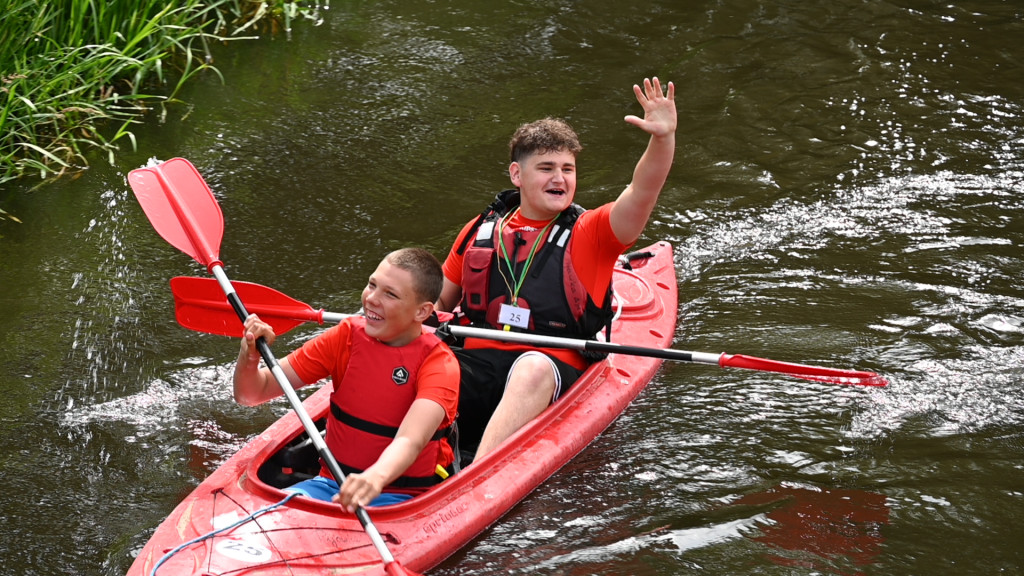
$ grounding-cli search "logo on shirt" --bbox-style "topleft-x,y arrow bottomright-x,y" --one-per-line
392,366 -> 410,385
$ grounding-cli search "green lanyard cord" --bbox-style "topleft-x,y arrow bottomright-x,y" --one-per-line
497,207 -> 556,305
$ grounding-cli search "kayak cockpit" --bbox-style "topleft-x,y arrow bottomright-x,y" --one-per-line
255,417 -> 327,490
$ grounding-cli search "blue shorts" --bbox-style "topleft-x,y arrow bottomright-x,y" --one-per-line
285,476 -> 413,507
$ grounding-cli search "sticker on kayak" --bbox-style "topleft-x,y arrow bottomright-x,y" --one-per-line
215,538 -> 272,563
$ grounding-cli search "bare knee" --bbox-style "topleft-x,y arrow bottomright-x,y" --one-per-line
505,355 -> 556,400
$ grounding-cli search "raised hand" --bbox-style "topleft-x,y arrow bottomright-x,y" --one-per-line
624,77 -> 677,138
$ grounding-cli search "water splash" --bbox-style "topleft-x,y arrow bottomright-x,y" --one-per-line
848,346 -> 1024,438
531,517 -> 763,571
61,362 -> 234,437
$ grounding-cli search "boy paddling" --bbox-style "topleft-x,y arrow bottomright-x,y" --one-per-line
234,248 -> 460,510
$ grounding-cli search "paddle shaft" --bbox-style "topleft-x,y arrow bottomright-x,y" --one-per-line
205,304 -> 723,364
442,324 -> 720,364
328,313 -> 881,384
283,309 -> 885,386
173,276 -> 885,386
130,158 -> 410,572
210,267 -> 393,560
257,310 -> 719,363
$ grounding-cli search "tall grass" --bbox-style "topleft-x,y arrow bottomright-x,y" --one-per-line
0,0 -> 326,188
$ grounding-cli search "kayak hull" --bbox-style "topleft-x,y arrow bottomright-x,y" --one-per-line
127,241 -> 678,575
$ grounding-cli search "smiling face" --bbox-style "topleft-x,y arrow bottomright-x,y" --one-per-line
360,259 -> 432,347
509,149 -> 577,220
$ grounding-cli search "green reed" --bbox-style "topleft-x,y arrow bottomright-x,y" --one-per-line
0,0 -> 325,187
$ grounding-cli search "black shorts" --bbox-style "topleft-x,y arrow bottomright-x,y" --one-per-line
454,347 -> 585,453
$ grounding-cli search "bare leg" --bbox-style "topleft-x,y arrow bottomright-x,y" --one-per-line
474,354 -> 557,459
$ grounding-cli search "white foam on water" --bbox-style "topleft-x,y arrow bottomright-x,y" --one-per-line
61,363 -> 235,436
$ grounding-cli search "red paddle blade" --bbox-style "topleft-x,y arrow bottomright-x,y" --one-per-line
170,276 -> 321,337
128,158 -> 224,271
720,354 -> 888,387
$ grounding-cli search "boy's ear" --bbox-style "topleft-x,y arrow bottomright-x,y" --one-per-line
509,161 -> 522,187
414,301 -> 435,324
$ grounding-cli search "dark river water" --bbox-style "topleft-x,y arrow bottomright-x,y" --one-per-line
1,1 -> 1022,574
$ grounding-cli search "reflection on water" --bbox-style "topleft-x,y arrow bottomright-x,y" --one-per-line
439,482 -> 891,575
515,484 -> 889,574
732,483 -> 889,572
528,516 -> 764,572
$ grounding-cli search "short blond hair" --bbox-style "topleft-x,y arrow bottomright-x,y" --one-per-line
385,247 -> 443,303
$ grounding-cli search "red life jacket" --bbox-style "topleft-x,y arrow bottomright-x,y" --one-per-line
323,317 -> 449,492
457,189 -> 613,342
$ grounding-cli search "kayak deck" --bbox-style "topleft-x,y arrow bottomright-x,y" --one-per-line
127,241 -> 678,575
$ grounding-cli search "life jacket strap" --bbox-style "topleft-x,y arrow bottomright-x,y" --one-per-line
330,402 -> 451,442
334,461 -> 447,489
456,190 -> 520,256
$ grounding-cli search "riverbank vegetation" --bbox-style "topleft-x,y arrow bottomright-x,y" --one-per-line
0,0 -> 326,188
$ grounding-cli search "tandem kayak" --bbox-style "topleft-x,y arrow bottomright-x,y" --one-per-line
127,240 -> 679,576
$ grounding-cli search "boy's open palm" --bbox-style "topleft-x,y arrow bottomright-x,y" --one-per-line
624,77 -> 676,137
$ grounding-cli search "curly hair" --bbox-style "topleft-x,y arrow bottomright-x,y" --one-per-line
508,117 -> 582,163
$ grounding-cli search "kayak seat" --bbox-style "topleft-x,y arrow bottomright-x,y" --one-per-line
257,417 -> 327,489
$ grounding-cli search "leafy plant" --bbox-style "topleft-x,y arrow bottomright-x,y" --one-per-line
0,0 -> 327,185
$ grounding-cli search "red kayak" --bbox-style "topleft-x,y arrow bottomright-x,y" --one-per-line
127,241 -> 678,576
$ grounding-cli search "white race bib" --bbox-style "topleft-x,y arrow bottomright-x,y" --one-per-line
498,303 -> 530,329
